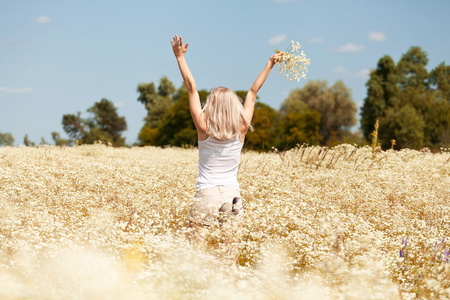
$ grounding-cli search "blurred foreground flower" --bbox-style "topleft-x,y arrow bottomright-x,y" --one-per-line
275,40 -> 310,82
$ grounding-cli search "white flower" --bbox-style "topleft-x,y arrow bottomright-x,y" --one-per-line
275,40 -> 311,82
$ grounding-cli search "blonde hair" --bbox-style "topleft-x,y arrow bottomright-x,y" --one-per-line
202,87 -> 253,140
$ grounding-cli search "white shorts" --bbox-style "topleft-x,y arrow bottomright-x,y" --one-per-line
190,186 -> 244,226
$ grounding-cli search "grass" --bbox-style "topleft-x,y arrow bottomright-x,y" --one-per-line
0,144 -> 449,299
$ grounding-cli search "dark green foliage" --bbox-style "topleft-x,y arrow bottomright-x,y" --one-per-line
245,101 -> 279,151
138,126 -> 159,146
137,77 -> 358,150
23,134 -> 35,147
397,46 -> 429,90
361,46 -> 450,149
40,137 -> 49,145
137,77 -> 176,137
62,112 -> 85,142
380,105 -> 425,149
430,63 -> 450,100
155,89 -> 196,146
62,99 -> 127,146
233,90 -> 278,151
234,91 -> 250,103
86,99 -> 127,145
0,132 -> 15,146
51,132 -> 71,146
360,55 -> 400,141
281,80 -> 357,146
156,89 -> 208,147
276,104 -> 322,148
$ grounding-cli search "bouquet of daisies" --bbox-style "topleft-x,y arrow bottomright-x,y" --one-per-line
275,40 -> 310,82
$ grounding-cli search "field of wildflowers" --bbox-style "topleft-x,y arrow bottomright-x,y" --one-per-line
0,144 -> 449,299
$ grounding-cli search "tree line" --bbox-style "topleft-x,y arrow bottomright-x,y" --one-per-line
1,46 -> 448,150
0,99 -> 128,147
361,46 -> 450,149
135,78 -> 359,150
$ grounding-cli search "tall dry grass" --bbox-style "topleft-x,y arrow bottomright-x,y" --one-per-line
0,144 -> 449,299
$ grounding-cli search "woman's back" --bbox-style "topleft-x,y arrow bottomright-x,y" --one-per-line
197,135 -> 243,191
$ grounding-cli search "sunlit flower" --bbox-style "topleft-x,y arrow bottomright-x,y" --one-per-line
0,144 -> 449,298
275,40 -> 311,82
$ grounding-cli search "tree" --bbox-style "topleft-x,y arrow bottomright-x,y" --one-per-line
430,62 -> 450,101
51,132 -> 72,146
245,101 -> 279,150
137,77 -> 176,145
231,90 -> 279,150
282,80 -> 357,145
361,46 -> 450,149
328,81 -> 358,144
137,126 -> 159,146
397,46 -> 429,91
155,89 -> 208,147
158,76 -> 177,97
381,105 -> 425,149
360,55 -> 400,141
62,112 -> 85,142
0,132 -> 14,146
428,63 -> 450,148
86,99 -> 127,146
62,99 -> 127,146
23,134 -> 35,146
277,99 -> 322,148
40,137 -> 49,145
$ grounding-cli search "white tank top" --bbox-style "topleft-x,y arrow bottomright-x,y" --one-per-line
197,135 -> 243,191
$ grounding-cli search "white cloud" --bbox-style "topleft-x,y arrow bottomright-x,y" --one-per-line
114,101 -> 124,108
332,43 -> 365,53
0,87 -> 34,96
333,66 -> 347,75
368,31 -> 387,42
308,36 -> 325,44
30,15 -> 52,24
267,34 -> 287,46
332,67 -> 370,79
355,69 -> 370,79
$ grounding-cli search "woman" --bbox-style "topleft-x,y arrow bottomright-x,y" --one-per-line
171,35 -> 282,227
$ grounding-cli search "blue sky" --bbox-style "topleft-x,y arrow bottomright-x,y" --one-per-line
1,0 -> 449,145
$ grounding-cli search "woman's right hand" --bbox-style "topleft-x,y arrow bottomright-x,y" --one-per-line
171,35 -> 189,58
269,51 -> 284,66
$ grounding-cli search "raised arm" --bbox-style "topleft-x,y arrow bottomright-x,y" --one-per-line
171,35 -> 204,131
243,52 -> 284,124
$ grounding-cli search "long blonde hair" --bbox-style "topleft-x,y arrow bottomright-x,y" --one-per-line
202,87 -> 253,140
